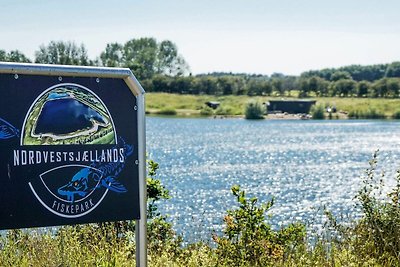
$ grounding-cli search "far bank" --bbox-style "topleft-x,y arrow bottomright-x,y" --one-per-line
146,93 -> 400,119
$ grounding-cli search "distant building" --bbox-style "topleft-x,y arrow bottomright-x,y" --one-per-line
267,100 -> 316,114
205,101 -> 220,109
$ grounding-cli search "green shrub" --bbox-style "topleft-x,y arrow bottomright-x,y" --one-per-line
392,110 -> 400,119
364,109 -> 385,119
146,159 -> 184,257
4,155 -> 400,266
310,104 -> 325,119
200,106 -> 214,116
147,159 -> 170,219
213,185 -> 306,266
245,102 -> 265,119
155,108 -> 177,115
323,151 -> 400,266
353,151 -> 400,264
215,105 -> 235,116
349,109 -> 385,119
348,109 -> 359,119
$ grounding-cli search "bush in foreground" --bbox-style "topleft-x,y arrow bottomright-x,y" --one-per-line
2,154 -> 400,266
325,151 -> 400,266
213,185 -> 306,266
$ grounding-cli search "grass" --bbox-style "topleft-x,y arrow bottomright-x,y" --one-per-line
154,108 -> 177,115
146,93 -> 263,117
2,152 -> 400,266
146,93 -> 400,119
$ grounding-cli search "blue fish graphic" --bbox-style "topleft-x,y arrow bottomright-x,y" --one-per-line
57,138 -> 133,202
0,117 -> 19,139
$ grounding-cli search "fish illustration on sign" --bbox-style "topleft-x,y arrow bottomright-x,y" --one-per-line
57,138 -> 132,202
0,117 -> 19,140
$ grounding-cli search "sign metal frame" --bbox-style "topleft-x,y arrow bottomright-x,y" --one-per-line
0,62 -> 147,267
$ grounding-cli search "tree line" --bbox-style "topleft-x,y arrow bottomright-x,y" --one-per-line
144,73 -> 400,98
1,38 -> 399,98
0,38 -> 189,81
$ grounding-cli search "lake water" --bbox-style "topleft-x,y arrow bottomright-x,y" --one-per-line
36,98 -> 106,135
147,117 -> 400,242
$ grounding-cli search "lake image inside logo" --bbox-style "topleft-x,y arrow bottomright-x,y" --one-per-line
22,84 -> 116,145
35,98 -> 107,135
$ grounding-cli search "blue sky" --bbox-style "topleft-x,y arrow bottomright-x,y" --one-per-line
1,0 -> 399,75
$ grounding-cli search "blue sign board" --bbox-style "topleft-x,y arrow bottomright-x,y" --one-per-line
0,65 -> 144,230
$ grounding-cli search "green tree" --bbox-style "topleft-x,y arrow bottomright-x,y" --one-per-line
387,78 -> 400,98
297,78 -> 310,97
308,76 -> 323,96
101,37 -> 189,80
330,71 -> 352,81
123,37 -> 158,80
0,50 -> 5,61
193,76 -> 219,95
169,76 -> 193,94
150,74 -> 171,92
260,80 -> 273,96
318,78 -> 330,96
271,78 -> 284,95
35,41 -> 92,65
308,76 -> 318,95
334,79 -> 356,97
156,40 -> 188,76
99,43 -> 124,67
282,76 -> 297,96
357,80 -> 370,97
218,76 -> 238,95
0,49 -> 31,63
385,61 -> 400,78
372,78 -> 389,97
246,79 -> 263,96
301,63 -> 389,82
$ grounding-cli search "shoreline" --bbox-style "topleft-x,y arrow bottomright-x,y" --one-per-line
146,111 -> 354,120
146,93 -> 400,120
146,113 -> 400,120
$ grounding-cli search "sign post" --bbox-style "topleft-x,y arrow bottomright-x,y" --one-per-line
0,62 -> 147,267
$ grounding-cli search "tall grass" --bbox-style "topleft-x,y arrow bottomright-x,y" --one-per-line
0,224 -> 136,266
1,153 -> 400,266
